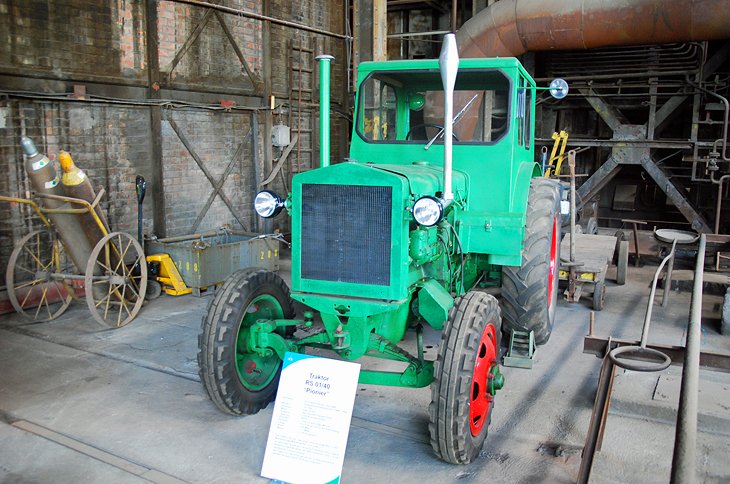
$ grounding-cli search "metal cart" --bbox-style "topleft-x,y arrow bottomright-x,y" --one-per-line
1,191 -> 147,328
558,150 -> 622,310
560,233 -> 618,310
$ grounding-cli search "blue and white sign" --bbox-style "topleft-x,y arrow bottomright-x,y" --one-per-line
261,352 -> 360,484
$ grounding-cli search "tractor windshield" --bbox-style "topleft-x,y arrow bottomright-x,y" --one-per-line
356,69 -> 511,145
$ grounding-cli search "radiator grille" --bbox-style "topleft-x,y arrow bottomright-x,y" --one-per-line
301,184 -> 392,286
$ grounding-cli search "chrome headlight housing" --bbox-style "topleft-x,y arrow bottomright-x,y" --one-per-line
412,196 -> 444,227
254,190 -> 284,218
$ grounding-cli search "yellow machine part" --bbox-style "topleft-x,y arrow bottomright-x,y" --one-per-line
146,253 -> 192,296
544,130 -> 569,178
559,270 -> 596,282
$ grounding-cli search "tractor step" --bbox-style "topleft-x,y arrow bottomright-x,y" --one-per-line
503,330 -> 535,369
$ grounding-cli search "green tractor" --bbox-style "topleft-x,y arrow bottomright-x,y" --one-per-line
198,34 -> 566,464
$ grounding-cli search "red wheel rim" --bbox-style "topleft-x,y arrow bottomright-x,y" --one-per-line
547,216 -> 558,310
470,322 -> 498,436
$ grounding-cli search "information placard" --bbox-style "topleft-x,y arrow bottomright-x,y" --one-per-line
261,352 -> 360,484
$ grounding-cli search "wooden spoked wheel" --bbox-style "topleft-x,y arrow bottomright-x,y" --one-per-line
84,232 -> 147,328
6,229 -> 75,322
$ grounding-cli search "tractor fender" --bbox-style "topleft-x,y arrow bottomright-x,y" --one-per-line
512,161 -> 542,216
417,279 -> 454,330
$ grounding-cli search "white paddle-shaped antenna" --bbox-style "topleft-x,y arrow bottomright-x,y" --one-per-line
439,33 -> 459,201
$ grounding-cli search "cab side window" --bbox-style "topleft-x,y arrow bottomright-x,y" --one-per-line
517,77 -> 532,149
359,78 -> 397,141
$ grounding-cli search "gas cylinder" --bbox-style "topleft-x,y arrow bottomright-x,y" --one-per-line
21,137 -> 93,272
58,150 -> 110,249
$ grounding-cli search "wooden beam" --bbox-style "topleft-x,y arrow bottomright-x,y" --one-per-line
354,0 -> 388,88
261,0 -> 273,233
214,10 -> 264,94
145,0 -> 167,238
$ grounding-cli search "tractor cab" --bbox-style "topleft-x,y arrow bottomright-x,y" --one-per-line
349,58 -> 537,170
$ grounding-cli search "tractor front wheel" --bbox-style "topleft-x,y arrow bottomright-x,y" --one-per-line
198,268 -> 294,415
429,291 -> 502,464
502,178 -> 561,345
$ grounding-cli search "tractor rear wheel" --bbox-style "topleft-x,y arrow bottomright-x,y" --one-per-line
198,268 -> 294,415
502,178 -> 561,345
429,291 -> 502,464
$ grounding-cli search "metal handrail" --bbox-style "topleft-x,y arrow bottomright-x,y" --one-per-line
0,190 -> 109,238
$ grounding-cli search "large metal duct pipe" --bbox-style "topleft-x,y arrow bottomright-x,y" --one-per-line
457,0 -> 730,58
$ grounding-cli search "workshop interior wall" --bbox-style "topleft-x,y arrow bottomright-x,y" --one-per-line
0,0 -> 349,281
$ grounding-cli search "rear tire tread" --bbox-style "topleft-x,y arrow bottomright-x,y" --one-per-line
501,178 -> 561,345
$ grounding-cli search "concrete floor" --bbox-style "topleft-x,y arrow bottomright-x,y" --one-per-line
1,259 -> 729,483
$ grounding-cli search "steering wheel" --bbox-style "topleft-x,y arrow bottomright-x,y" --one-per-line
406,123 -> 460,141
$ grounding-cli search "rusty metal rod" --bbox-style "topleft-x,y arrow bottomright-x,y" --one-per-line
451,0 -> 457,32
151,228 -> 259,244
596,366 -> 617,452
568,150 -> 577,262
670,234 -> 706,484
577,354 -> 616,484
49,273 -> 113,282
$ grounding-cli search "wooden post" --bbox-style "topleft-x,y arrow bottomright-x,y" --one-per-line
145,0 -> 166,238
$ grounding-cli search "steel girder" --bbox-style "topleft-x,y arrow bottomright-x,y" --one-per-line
575,84 -> 713,233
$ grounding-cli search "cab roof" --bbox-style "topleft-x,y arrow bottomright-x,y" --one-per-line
357,57 -> 534,84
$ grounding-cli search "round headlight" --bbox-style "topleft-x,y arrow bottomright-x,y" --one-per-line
413,196 -> 444,226
254,190 -> 284,218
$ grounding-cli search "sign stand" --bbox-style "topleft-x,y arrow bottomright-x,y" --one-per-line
261,352 -> 361,484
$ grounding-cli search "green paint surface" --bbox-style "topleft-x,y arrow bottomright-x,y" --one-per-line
264,56 -> 540,387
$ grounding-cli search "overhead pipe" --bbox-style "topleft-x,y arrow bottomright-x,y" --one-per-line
456,0 -> 730,59
454,0 -> 730,214
685,78 -> 730,162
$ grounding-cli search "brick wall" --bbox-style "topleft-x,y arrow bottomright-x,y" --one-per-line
269,0 -> 349,172
0,0 -> 147,82
160,108 -> 255,234
157,1 -> 263,92
0,0 -> 349,286
0,100 -> 154,270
